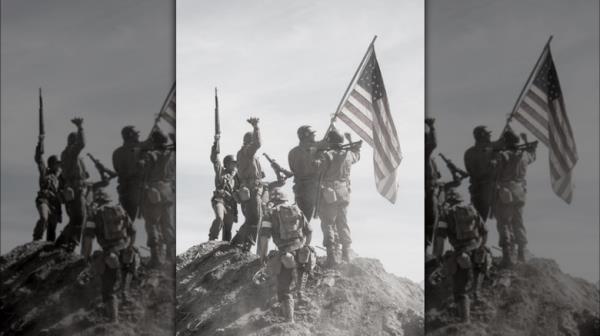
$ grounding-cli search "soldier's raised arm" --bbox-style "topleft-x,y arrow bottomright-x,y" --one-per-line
35,135 -> 46,175
71,118 -> 85,152
247,117 -> 261,153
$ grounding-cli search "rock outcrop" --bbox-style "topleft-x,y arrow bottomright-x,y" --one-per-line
177,241 -> 424,336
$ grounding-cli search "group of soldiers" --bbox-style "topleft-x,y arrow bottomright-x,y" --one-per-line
208,118 -> 362,322
33,118 -> 175,322
425,117 -> 538,323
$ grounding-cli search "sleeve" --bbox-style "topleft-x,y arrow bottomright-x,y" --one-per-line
75,126 -> 85,152
35,141 -> 46,176
249,127 -> 262,154
350,150 -> 360,164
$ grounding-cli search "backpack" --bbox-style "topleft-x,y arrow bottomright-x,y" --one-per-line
100,205 -> 127,241
452,205 -> 479,241
276,205 -> 304,241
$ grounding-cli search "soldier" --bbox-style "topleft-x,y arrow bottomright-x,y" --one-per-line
425,118 -> 441,247
85,190 -> 136,322
113,126 -> 143,220
433,189 -> 487,323
231,117 -> 265,252
33,135 -> 64,242
208,135 -> 239,241
315,128 -> 361,267
494,128 -> 536,266
288,125 -> 319,221
139,129 -> 176,267
464,126 -> 497,222
257,188 -> 314,323
55,118 -> 89,252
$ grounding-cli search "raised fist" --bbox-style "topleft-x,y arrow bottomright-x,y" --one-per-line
425,118 -> 435,126
247,117 -> 259,127
71,118 -> 83,126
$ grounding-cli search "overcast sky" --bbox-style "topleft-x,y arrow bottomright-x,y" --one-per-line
177,0 -> 424,282
427,0 -> 599,283
1,0 -> 174,253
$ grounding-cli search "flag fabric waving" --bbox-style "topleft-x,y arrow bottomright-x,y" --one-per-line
153,83 -> 176,132
336,45 -> 402,203
512,45 -> 577,203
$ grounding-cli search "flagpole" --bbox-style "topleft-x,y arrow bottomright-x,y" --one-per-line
149,82 -> 176,137
503,35 -> 553,132
324,35 -> 378,136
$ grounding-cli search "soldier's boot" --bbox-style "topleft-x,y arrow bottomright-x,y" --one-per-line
208,219 -> 219,241
517,244 -> 526,263
281,299 -> 295,323
457,297 -> 471,323
325,246 -> 337,268
297,270 -> 308,304
500,245 -> 513,268
342,244 -> 351,263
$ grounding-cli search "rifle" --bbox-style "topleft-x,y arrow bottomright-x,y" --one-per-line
87,153 -> 118,179
316,140 -> 363,152
214,87 -> 220,154
38,88 -> 45,152
493,133 -> 538,152
439,153 -> 469,180
263,153 -> 294,181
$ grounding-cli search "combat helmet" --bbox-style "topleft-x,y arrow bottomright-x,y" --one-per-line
270,187 -> 288,203
326,127 -> 344,144
94,189 -> 112,205
446,188 -> 463,204
297,125 -> 316,141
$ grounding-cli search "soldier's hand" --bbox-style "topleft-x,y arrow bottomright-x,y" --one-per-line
425,118 -> 435,126
71,118 -> 83,127
214,134 -> 220,141
38,134 -> 45,141
344,132 -> 352,143
247,117 -> 259,127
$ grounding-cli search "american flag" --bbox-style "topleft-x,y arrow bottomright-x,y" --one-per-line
153,83 -> 176,131
337,46 -> 402,203
513,47 -> 577,203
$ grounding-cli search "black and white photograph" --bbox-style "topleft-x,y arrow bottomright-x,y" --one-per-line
175,0 -> 425,335
1,1 -> 175,334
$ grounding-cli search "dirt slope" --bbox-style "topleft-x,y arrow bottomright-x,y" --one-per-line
177,241 -> 424,336
425,257 -> 600,336
0,241 -> 174,336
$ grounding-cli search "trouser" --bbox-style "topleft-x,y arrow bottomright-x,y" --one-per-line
232,186 -> 262,248
209,201 -> 235,241
495,202 -> 527,248
425,187 -> 438,247
56,187 -> 86,250
117,181 -> 142,221
469,182 -> 494,222
452,250 -> 484,302
318,201 -> 351,248
143,201 -> 175,253
293,182 -> 318,222
34,202 -> 59,242
101,250 -> 135,310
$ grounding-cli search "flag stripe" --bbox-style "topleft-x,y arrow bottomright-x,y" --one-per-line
513,113 -> 550,146
338,112 -> 375,146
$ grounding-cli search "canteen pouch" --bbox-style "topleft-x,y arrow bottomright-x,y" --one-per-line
238,187 -> 251,202
146,187 -> 162,204
508,181 -> 526,204
105,251 -> 120,269
498,186 -> 513,204
297,246 -> 311,264
322,186 -> 337,204
63,187 -> 75,202
281,252 -> 297,269
456,252 -> 472,269
333,182 -> 350,202
155,181 -> 174,203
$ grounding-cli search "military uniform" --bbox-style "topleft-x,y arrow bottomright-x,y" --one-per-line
231,123 -> 265,251
464,127 -> 496,222
113,141 -> 143,220
288,126 -> 320,222
316,133 -> 360,265
259,189 -> 313,323
208,143 -> 239,241
85,198 -> 136,322
425,120 -> 441,247
495,146 -> 535,264
435,193 -> 487,323
55,123 -> 89,251
33,141 -> 63,242
140,135 -> 176,266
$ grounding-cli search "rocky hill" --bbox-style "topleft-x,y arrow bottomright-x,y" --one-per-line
425,256 -> 600,336
0,241 -> 174,336
176,241 -> 424,336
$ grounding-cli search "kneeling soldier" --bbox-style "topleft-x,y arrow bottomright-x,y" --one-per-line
85,190 -> 136,322
258,188 -> 315,323
433,189 -> 487,323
